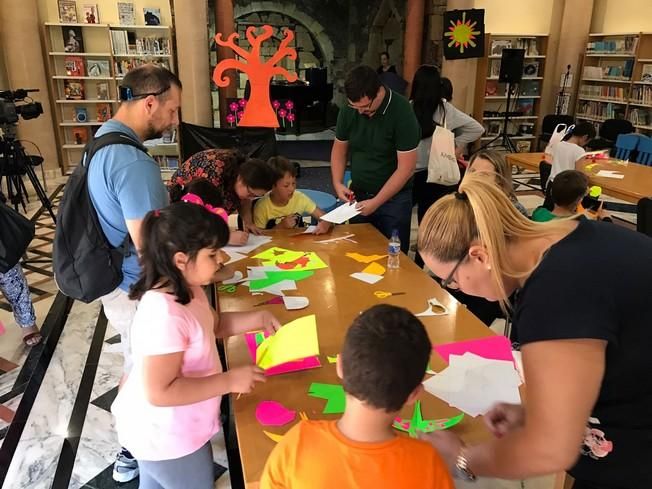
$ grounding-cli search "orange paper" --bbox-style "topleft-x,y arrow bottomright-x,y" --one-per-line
362,262 -> 386,276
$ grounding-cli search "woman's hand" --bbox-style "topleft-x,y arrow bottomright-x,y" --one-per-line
314,220 -> 333,235
225,365 -> 266,394
483,403 -> 525,438
258,310 -> 282,335
228,230 -> 249,246
419,430 -> 464,471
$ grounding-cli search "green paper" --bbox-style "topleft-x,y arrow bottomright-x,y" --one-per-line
249,270 -> 315,291
308,383 -> 346,414
392,401 -> 464,438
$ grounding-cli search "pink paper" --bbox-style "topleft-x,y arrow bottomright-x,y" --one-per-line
0,320 -> 4,335
434,335 -> 514,364
244,332 -> 322,376
255,400 -> 296,426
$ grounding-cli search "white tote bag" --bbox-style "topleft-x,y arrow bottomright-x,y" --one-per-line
426,114 -> 460,186
544,123 -> 575,155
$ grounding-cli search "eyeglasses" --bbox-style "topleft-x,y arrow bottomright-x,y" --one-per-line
347,92 -> 378,111
440,253 -> 467,290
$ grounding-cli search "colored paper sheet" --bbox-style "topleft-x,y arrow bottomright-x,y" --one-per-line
283,296 -> 309,310
346,252 -> 387,264
255,280 -> 297,296
434,335 -> 514,364
244,331 -> 321,376
256,315 -> 320,370
308,383 -> 346,414
263,430 -> 284,443
320,202 -> 361,224
221,271 -> 244,285
263,251 -> 328,271
255,401 -> 296,427
222,235 -> 273,256
393,401 -> 464,438
350,272 -> 383,284
415,298 -> 449,317
327,355 -> 338,364
223,250 -> 247,265
253,247 -> 305,262
362,262 -> 385,275
249,270 -> 314,291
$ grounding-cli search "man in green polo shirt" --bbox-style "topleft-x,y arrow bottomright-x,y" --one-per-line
330,65 -> 420,252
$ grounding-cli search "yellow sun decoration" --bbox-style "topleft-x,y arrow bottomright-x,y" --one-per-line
444,11 -> 481,54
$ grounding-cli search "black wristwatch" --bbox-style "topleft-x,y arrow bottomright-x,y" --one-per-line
454,447 -> 477,482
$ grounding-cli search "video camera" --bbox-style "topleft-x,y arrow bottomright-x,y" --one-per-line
0,89 -> 43,125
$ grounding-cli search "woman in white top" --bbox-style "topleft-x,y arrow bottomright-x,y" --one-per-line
411,65 -> 484,267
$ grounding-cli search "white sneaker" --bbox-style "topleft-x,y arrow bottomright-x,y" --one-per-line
113,448 -> 139,483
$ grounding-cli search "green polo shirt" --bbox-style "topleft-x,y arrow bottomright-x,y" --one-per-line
335,88 -> 420,194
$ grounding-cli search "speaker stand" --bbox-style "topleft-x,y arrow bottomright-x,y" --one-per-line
480,82 -> 519,153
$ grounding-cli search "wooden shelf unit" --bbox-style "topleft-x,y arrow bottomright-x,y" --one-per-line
473,33 -> 549,153
575,33 -> 652,135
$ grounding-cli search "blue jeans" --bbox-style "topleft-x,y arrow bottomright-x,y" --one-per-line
350,188 -> 412,253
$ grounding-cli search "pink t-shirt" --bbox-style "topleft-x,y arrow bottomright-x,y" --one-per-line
111,286 -> 222,461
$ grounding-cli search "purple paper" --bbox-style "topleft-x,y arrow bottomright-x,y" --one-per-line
434,335 -> 514,365
244,332 -> 321,376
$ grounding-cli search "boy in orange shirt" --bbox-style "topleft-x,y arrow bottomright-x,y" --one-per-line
260,304 -> 454,489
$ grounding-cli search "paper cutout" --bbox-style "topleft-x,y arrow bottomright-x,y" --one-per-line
393,401 -> 464,437
254,247 -> 304,262
302,225 -> 317,234
223,250 -> 247,265
222,271 -> 244,285
434,335 -> 514,364
213,26 -> 297,127
346,252 -> 387,264
255,401 -> 296,426
415,298 -> 449,317
256,315 -> 319,370
308,383 -> 346,414
267,252 -> 328,271
327,355 -> 338,364
595,170 -> 624,179
320,202 -> 361,224
222,235 -> 273,256
314,233 -> 358,244
283,296 -> 309,310
263,430 -> 284,443
249,270 -> 314,291
362,262 -> 385,275
255,280 -> 297,296
350,272 -> 384,284
245,331 -> 321,376
426,363 -> 436,375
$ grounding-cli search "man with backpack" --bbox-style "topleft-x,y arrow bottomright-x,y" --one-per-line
56,64 -> 181,483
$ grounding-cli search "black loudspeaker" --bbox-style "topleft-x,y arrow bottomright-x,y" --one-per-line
499,48 -> 525,84
306,67 -> 327,87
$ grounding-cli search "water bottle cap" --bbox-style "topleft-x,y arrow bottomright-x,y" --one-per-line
391,229 -> 399,238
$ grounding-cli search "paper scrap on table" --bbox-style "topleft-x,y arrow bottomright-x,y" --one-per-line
415,298 -> 449,317
255,400 -> 296,427
245,331 -> 321,376
392,400 -> 464,438
302,225 -> 317,234
256,315 -> 320,370
362,261 -> 385,275
308,383 -> 346,414
254,247 -> 328,271
222,234 -> 272,256
249,270 -> 314,291
346,252 -> 388,264
221,271 -> 244,285
283,296 -> 309,310
434,335 -> 514,364
320,202 -> 361,224
254,280 -> 297,296
263,430 -> 284,443
423,352 -> 521,417
327,355 -> 338,364
350,272 -> 384,284
223,250 -> 248,265
254,247 -> 304,262
595,170 -> 624,179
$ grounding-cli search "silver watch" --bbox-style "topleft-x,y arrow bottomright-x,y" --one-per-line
454,448 -> 477,482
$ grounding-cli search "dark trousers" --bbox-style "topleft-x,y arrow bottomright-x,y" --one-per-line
412,170 -> 458,267
350,188 -> 412,253
573,481 -> 628,489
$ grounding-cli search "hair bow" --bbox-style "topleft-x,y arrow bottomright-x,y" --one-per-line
181,193 -> 229,224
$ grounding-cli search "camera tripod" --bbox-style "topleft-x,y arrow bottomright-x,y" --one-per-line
480,81 -> 519,153
0,125 -> 56,222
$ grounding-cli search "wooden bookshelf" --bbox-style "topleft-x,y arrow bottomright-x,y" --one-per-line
473,34 -> 549,153
42,5 -> 179,173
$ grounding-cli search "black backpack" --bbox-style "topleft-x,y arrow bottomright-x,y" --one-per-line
53,132 -> 148,303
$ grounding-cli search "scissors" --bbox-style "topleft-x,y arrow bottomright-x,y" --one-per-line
217,284 -> 237,293
374,290 -> 406,299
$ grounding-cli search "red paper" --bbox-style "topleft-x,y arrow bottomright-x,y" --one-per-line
245,332 -> 321,376
434,335 -> 514,365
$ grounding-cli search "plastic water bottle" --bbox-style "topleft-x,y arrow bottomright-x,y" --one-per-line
387,230 -> 401,269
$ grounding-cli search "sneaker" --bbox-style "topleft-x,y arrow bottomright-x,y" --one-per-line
113,448 -> 139,483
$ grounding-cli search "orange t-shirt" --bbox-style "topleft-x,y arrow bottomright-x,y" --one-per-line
260,420 -> 455,489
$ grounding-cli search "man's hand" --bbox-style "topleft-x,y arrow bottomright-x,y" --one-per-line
333,182 -> 355,203
356,198 -> 381,217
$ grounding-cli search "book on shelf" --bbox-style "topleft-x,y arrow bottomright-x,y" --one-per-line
578,100 -> 625,119
631,85 -> 652,105
520,80 -> 540,97
515,38 -> 539,57
490,40 -> 511,57
72,126 -> 89,145
586,36 -> 638,54
516,99 -> 534,116
114,58 -> 170,77
642,65 -> 652,83
96,103 -> 111,122
628,109 -> 651,126
58,0 -> 78,23
143,7 -> 162,25
64,80 -> 85,100
485,121 -> 500,136
523,61 -> 539,77
582,65 -> 630,81
74,107 -> 88,122
516,140 -> 532,153
64,56 -> 85,76
62,26 -> 84,53
86,59 -> 111,77
485,80 -> 499,96
96,82 -> 109,100
82,4 -> 99,24
118,2 -> 135,25
490,60 -> 501,78
579,85 -> 626,100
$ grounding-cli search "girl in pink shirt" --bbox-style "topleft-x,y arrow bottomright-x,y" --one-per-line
112,200 -> 281,489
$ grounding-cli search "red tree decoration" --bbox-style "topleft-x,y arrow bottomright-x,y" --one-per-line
213,25 -> 297,127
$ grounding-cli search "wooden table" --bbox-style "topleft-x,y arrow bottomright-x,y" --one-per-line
506,152 -> 652,203
219,224 -> 499,487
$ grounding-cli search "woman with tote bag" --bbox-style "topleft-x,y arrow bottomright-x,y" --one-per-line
410,65 -> 484,267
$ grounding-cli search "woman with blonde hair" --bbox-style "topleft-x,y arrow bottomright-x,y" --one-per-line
417,173 -> 652,489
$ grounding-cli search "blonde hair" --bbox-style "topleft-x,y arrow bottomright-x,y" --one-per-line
417,173 -> 575,310
468,150 -> 516,200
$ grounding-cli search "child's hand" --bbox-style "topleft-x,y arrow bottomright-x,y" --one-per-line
226,365 -> 266,394
280,215 -> 298,228
314,220 -> 333,235
258,310 -> 282,335
229,230 -> 249,246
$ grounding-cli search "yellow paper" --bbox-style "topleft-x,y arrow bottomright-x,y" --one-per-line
256,314 -> 319,369
327,355 -> 338,364
346,252 -> 387,264
262,251 -> 328,271
253,247 -> 305,263
362,262 -> 386,275
263,430 -> 284,443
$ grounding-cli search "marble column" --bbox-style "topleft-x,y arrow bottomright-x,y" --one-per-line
214,0 -> 236,127
403,0 -> 425,91
173,0 -> 212,127
0,0 -> 60,175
